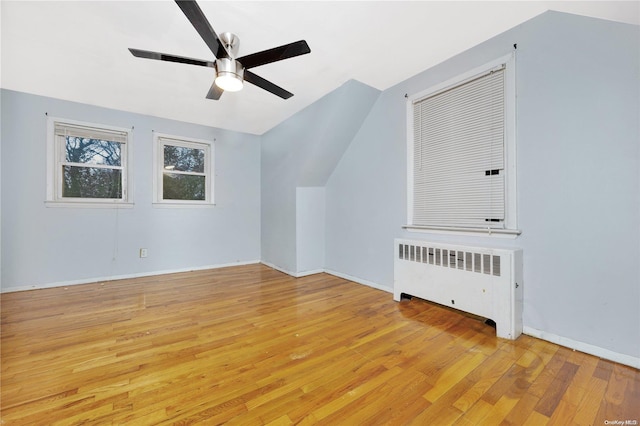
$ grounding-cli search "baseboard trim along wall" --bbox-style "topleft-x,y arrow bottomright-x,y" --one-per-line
323,268 -> 393,294
0,260 -> 261,293
296,269 -> 325,277
523,326 -> 640,369
259,261 -> 325,279
259,261 -> 299,277
260,260 -> 393,294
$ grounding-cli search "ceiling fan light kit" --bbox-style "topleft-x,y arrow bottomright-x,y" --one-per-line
215,57 -> 244,92
129,0 -> 310,100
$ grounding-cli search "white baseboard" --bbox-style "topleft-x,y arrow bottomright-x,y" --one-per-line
296,269 -> 325,277
0,260 -> 261,293
523,326 -> 640,369
259,261 -> 323,278
259,261 -> 392,294
323,268 -> 392,294
260,261 -> 298,277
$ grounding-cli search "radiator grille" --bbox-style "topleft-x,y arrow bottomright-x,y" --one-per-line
398,243 -> 501,276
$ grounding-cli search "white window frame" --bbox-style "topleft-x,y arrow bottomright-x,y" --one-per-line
405,53 -> 519,237
46,116 -> 134,208
152,132 -> 215,207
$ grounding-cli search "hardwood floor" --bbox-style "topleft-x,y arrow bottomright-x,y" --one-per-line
1,264 -> 638,425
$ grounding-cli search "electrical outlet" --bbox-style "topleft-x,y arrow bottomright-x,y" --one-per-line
139,248 -> 148,258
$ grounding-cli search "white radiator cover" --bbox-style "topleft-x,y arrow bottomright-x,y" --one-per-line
393,239 -> 523,339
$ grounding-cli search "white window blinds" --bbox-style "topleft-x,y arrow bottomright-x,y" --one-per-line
412,66 -> 506,229
54,122 -> 129,144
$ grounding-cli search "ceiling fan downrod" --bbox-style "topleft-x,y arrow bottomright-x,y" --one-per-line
219,32 -> 240,58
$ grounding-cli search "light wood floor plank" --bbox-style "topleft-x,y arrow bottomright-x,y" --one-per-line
1,264 -> 638,425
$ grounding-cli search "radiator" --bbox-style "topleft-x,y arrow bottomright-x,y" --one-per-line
393,239 -> 523,339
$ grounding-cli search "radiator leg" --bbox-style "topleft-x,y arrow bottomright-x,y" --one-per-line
484,318 -> 496,328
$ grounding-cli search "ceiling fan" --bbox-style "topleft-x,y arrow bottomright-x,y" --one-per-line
129,0 -> 311,100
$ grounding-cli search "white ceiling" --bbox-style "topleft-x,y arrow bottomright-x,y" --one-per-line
2,1 -> 638,135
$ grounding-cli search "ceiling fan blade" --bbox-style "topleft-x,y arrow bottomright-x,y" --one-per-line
237,40 -> 311,69
244,70 -> 294,99
206,81 -> 224,100
129,48 -> 214,68
175,0 -> 230,59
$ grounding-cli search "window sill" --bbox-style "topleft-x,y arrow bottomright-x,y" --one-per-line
403,225 -> 521,239
152,202 -> 216,208
45,201 -> 134,209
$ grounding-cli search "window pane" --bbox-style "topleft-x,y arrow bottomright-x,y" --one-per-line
62,166 -> 122,198
163,173 -> 206,200
65,137 -> 122,166
163,145 -> 205,173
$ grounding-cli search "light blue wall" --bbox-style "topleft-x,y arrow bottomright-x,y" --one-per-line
514,13 -> 639,357
325,12 -> 640,359
1,89 -> 261,290
296,187 -> 325,274
261,80 -> 380,274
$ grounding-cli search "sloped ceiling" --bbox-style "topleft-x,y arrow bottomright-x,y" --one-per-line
1,1 -> 638,135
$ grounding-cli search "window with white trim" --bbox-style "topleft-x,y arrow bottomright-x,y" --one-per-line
46,117 -> 133,206
153,133 -> 214,205
407,54 -> 517,233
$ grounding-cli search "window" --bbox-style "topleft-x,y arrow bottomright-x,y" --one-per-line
46,117 -> 133,206
406,54 -> 517,235
153,132 -> 214,205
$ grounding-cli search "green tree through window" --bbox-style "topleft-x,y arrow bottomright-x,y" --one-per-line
155,134 -> 212,204
63,137 -> 123,198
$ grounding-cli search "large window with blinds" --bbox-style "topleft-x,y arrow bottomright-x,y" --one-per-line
407,54 -> 517,233
46,117 -> 133,206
